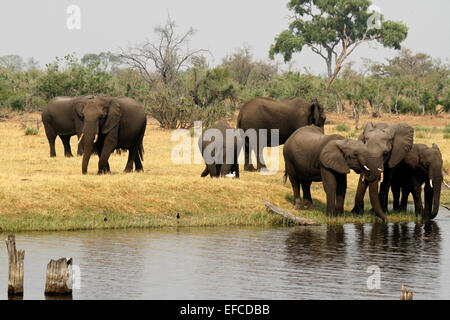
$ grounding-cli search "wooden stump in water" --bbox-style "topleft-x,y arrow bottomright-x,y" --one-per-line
44,258 -> 73,296
5,234 -> 25,297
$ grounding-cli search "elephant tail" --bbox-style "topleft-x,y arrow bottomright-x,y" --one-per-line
138,143 -> 144,162
283,170 -> 288,185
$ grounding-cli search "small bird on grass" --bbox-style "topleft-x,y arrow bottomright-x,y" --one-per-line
104,216 -> 108,222
177,212 -> 180,222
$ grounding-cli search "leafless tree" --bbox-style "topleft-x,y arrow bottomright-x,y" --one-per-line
119,16 -> 208,88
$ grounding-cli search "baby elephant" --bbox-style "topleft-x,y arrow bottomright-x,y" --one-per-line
391,144 -> 443,220
283,126 -> 382,218
198,120 -> 242,178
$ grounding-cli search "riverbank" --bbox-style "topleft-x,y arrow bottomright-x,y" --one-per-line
0,112 -> 448,232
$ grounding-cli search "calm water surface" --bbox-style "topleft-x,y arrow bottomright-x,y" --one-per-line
1,208 -> 449,300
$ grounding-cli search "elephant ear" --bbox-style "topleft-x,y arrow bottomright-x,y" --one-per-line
387,122 -> 414,168
103,98 -> 121,134
358,122 -> 375,142
310,97 -> 325,128
320,139 -> 350,174
74,100 -> 85,119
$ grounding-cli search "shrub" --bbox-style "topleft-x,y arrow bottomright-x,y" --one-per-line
7,94 -> 26,111
335,124 -> 350,132
25,127 -> 38,135
398,99 -> 421,115
416,132 -> 425,139
444,133 -> 450,139
443,124 -> 450,133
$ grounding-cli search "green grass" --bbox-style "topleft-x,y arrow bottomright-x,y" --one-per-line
414,125 -> 431,132
335,124 -> 350,132
25,127 -> 38,135
444,133 -> 450,139
443,124 -> 450,134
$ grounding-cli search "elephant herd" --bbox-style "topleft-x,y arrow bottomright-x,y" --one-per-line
41,94 -> 444,222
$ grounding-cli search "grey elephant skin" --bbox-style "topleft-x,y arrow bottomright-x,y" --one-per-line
352,122 -> 414,217
391,143 -> 443,220
78,95 -> 147,174
41,94 -> 95,157
237,97 -> 326,172
283,125 -> 383,219
198,120 -> 241,178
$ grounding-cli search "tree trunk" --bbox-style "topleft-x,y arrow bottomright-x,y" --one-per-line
5,234 -> 24,297
45,258 -> 73,296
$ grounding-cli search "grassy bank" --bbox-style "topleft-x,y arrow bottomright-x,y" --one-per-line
0,112 -> 449,232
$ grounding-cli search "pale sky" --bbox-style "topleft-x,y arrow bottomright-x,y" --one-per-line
0,0 -> 449,75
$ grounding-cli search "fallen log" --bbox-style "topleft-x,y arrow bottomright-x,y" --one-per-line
264,200 -> 318,226
442,204 -> 450,212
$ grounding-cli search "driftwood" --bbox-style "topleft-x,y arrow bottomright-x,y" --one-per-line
5,234 -> 25,297
44,258 -> 73,296
442,205 -> 450,212
264,200 -> 318,226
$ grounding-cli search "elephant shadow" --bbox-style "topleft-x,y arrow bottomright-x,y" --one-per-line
284,194 -> 327,212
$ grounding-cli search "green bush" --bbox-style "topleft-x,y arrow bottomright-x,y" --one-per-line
416,132 -> 426,139
398,99 -> 421,115
7,94 -> 26,111
443,124 -> 450,133
444,133 -> 450,139
25,127 -> 38,135
335,124 -> 350,132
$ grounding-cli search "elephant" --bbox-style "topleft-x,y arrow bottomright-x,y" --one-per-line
77,95 -> 147,174
198,120 -> 241,178
351,122 -> 414,216
391,143 -> 443,220
283,125 -> 384,219
237,96 -> 326,172
41,94 -> 95,157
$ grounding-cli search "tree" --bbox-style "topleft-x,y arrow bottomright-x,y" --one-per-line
119,16 -> 207,88
269,0 -> 408,96
0,55 -> 25,72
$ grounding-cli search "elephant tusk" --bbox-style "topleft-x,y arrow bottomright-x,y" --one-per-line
430,179 -> 433,188
78,133 -> 84,144
380,172 -> 384,183
93,134 -> 98,143
378,168 -> 383,172
364,165 -> 370,171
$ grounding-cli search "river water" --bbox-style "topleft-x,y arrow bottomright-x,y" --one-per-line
1,208 -> 449,300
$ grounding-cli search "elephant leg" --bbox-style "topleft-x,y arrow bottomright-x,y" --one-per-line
201,166 -> 209,177
98,140 -> 115,175
125,146 -> 139,173
44,124 -> 57,157
134,149 -> 143,172
256,144 -> 267,171
352,175 -> 368,214
288,174 -> 301,210
244,140 -> 256,172
232,163 -> 240,178
411,180 -> 423,217
60,135 -> 73,158
300,180 -> 313,208
335,174 -> 347,216
207,164 -> 218,178
392,182 -> 401,211
400,186 -> 409,211
321,168 -> 337,217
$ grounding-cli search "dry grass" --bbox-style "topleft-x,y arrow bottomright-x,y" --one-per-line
0,112 -> 448,232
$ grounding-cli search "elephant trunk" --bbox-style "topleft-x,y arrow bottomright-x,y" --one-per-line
430,167 -> 443,219
369,180 -> 387,222
81,121 -> 98,174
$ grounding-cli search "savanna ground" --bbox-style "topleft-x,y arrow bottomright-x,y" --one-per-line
0,111 -> 449,232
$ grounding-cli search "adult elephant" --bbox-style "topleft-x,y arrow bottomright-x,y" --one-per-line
77,95 -> 147,174
237,96 -> 326,172
391,144 -> 443,220
41,94 -> 94,157
351,122 -> 414,215
284,125 -> 385,219
198,120 -> 242,178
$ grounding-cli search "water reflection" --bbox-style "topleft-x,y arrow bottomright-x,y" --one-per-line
0,209 -> 449,300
